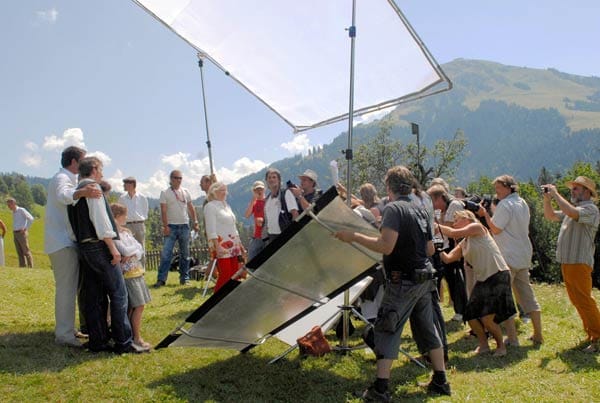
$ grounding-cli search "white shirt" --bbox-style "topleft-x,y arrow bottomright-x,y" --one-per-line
265,188 -> 298,235
491,192 -> 533,269
44,168 -> 78,254
12,206 -> 34,231
79,180 -> 117,240
118,191 -> 149,222
159,187 -> 192,225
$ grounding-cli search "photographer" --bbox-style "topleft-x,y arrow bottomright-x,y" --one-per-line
335,165 -> 450,398
438,210 -> 516,357
428,184 -> 468,322
543,176 -> 600,353
478,175 -> 543,346
288,169 -> 322,212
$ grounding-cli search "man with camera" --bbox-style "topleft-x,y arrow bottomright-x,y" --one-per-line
288,169 -> 322,212
478,175 -> 543,346
336,166 -> 450,399
427,183 -> 468,322
543,176 -> 600,353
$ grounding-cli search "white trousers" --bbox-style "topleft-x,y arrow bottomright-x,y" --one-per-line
49,247 -> 80,343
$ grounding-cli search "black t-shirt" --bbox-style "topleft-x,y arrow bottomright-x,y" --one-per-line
381,196 -> 432,275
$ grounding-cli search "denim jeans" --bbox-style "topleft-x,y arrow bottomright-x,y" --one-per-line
79,241 -> 132,350
157,224 -> 191,283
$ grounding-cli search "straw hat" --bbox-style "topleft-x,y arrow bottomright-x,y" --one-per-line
566,176 -> 597,197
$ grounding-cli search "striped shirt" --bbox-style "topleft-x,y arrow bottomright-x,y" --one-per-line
556,200 -> 600,267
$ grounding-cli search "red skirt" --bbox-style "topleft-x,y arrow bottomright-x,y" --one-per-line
214,256 -> 240,293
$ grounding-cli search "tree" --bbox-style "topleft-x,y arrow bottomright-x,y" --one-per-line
403,128 -> 468,187
11,180 -> 35,213
343,119 -> 468,195
31,184 -> 47,206
342,117 -> 403,194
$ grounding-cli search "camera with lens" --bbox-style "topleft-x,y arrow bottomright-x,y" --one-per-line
482,194 -> 493,209
286,180 -> 297,188
541,186 -> 549,193
462,194 -> 481,213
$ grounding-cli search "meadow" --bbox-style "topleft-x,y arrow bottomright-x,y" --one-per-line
1,265 -> 599,402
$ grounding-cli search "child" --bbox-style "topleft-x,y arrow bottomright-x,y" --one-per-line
110,203 -> 152,351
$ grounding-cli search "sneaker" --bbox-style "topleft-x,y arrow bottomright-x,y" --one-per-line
180,279 -> 190,285
451,313 -> 463,322
153,280 -> 166,288
427,380 -> 452,396
356,385 -> 392,402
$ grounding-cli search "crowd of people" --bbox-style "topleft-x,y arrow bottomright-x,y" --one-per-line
2,144 -> 597,399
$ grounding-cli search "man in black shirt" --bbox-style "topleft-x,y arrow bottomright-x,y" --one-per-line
336,165 -> 450,400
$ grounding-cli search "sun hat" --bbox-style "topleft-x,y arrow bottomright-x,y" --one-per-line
298,169 -> 318,184
252,180 -> 265,190
566,176 -> 597,197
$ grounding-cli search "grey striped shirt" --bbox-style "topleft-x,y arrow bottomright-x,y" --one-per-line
556,200 -> 600,267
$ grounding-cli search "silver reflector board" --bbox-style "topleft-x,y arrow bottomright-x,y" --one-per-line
157,188 -> 381,351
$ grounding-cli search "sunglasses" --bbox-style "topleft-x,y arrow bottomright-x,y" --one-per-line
171,176 -> 183,180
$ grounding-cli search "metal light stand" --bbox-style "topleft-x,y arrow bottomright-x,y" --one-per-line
333,0 -> 358,355
197,52 -> 215,175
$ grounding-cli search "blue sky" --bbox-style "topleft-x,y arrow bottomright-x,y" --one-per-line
1,1 -> 599,198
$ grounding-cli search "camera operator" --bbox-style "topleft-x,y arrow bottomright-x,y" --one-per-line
288,169 -> 322,212
543,176 -> 600,353
427,184 -> 468,323
335,166 -> 451,398
477,175 -> 543,346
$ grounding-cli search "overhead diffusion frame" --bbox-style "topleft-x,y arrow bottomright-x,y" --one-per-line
156,188 -> 381,351
132,0 -> 452,132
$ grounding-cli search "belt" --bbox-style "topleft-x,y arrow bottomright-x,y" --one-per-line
80,238 -> 100,244
127,220 -> 145,224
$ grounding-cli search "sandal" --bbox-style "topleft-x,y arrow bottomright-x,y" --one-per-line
528,335 -> 544,345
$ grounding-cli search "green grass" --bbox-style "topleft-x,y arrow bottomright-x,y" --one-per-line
1,267 -> 599,402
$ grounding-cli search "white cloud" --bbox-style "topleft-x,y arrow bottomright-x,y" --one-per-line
36,8 -> 58,24
133,153 -> 267,198
43,128 -> 86,151
21,153 -> 42,167
20,141 -> 42,167
281,133 -> 311,155
353,109 -> 391,126
87,150 -> 112,166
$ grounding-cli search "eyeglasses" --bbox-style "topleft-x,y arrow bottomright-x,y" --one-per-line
171,176 -> 183,180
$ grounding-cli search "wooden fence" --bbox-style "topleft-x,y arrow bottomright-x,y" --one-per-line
145,247 -> 209,271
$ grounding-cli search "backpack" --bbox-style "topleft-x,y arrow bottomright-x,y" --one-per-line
278,189 -> 293,232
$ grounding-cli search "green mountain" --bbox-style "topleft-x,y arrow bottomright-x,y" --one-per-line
227,58 -> 600,219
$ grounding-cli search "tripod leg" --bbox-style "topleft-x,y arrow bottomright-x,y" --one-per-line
202,259 -> 217,297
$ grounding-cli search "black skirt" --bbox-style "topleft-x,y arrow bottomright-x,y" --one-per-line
463,270 -> 516,324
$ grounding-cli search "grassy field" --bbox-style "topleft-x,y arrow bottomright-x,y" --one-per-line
1,265 -> 599,402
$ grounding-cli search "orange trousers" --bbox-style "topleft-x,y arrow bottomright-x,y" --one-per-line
561,263 -> 600,341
